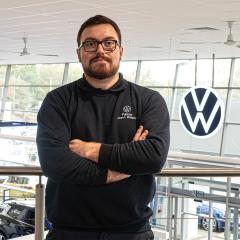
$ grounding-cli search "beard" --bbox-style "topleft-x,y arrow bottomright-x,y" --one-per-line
82,54 -> 120,80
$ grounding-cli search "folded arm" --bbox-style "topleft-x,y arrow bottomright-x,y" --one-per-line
36,92 -> 108,186
69,93 -> 170,175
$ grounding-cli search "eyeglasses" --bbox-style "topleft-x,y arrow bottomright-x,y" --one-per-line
79,40 -> 119,52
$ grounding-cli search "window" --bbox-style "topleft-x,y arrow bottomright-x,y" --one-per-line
9,64 -> 64,86
119,61 -> 137,82
214,59 -> 231,87
68,63 -> 83,83
139,61 -> 180,86
196,59 -> 213,87
0,65 -> 7,85
176,60 -> 195,87
226,90 -> 240,123
232,59 -> 240,87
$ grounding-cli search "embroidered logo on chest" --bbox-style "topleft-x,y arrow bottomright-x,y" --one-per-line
117,105 -> 136,120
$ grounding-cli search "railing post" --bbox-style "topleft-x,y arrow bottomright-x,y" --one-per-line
35,176 -> 45,240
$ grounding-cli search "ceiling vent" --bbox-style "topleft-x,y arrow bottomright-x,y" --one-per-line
177,50 -> 193,53
141,46 -> 162,49
187,27 -> 220,31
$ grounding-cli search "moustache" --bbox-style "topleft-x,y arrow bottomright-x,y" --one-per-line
90,55 -> 111,64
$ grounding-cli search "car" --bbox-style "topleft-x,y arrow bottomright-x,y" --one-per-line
197,203 -> 225,232
0,199 -> 52,239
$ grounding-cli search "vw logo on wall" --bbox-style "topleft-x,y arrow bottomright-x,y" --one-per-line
179,87 -> 224,139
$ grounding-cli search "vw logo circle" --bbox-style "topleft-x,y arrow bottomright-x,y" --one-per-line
123,105 -> 131,113
179,86 -> 224,139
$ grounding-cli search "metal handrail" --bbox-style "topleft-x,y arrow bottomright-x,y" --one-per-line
1,166 -> 240,176
0,165 -> 240,240
0,166 -> 42,175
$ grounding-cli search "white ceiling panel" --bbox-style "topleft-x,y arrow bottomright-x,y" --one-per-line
12,1 -> 95,15
0,0 -> 69,9
0,9 -> 27,18
1,0 -> 240,64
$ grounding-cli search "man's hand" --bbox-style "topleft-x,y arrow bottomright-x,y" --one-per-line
69,139 -> 100,162
106,125 -> 149,183
106,169 -> 130,184
132,125 -> 148,142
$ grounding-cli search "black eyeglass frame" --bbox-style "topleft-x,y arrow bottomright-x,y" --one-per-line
78,40 -> 120,52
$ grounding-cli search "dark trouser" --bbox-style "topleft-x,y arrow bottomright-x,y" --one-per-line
45,228 -> 154,240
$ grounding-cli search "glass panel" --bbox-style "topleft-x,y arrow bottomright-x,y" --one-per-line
176,60 -> 195,87
232,59 -> 240,87
6,86 -> 59,112
119,61 -> 137,83
2,109 -> 37,123
196,59 -> 213,87
151,176 -> 240,240
1,125 -> 37,138
150,195 -> 168,229
68,63 -> 83,83
150,88 -> 172,110
170,121 -> 222,154
227,90 -> 240,123
223,124 -> 240,157
0,138 -> 38,166
0,65 -> 7,85
0,86 -> 3,99
214,59 -> 231,87
9,64 -> 65,85
172,88 -> 189,120
139,61 -> 180,86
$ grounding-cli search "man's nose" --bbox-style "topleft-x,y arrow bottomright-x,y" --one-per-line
96,43 -> 105,54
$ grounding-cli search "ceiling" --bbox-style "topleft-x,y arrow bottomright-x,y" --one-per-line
0,0 -> 240,64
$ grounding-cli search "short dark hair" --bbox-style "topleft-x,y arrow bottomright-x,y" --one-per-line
77,15 -> 122,47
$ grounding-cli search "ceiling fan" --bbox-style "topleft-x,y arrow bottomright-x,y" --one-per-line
0,35 -> 59,57
19,36 -> 59,57
224,21 -> 237,46
180,21 -> 240,47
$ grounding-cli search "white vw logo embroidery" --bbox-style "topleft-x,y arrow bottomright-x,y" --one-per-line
179,87 -> 224,138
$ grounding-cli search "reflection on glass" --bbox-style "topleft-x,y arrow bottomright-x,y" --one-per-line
176,60 -> 195,87
68,63 -> 83,83
139,61 -> 181,86
227,90 -> 240,123
223,125 -> 240,157
9,64 -> 65,85
232,59 -> 240,87
197,59 -> 213,87
0,87 -> 3,99
214,59 -> 231,87
2,110 -> 37,123
119,61 -> 137,83
6,86 -> 58,112
170,121 -> 222,154
0,65 -> 7,85
0,138 -> 38,166
151,174 -> 240,240
172,88 -> 188,120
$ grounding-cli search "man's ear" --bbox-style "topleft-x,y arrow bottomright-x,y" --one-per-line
76,48 -> 82,63
119,46 -> 123,61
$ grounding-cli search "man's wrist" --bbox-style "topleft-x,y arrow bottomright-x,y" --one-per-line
85,142 -> 101,162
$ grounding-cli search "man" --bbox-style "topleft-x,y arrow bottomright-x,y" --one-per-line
37,15 -> 170,240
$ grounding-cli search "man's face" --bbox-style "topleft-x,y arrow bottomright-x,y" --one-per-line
77,24 -> 123,80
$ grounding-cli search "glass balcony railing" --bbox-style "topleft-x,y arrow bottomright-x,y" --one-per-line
0,152 -> 240,240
